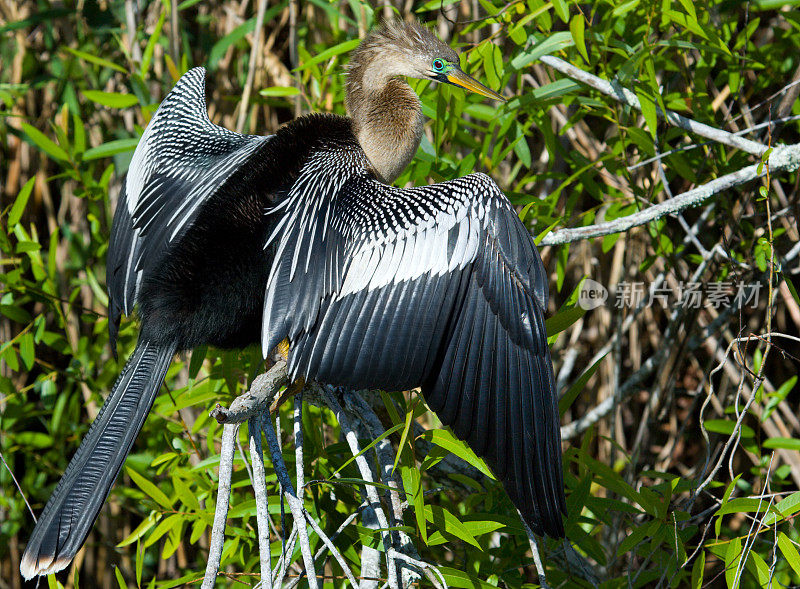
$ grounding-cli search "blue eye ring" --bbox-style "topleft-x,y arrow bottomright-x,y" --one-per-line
432,58 -> 446,72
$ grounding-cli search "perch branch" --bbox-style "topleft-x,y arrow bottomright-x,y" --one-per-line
202,423 -> 238,589
210,360 -> 289,424
249,415 -> 273,589
320,387 -> 402,589
261,414 -> 320,588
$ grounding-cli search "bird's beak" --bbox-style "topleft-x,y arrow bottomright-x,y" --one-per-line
446,69 -> 506,101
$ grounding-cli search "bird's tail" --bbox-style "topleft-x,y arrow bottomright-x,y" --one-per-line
20,340 -> 176,580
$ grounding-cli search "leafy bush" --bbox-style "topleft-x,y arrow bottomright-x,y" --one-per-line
2,0 -> 799,587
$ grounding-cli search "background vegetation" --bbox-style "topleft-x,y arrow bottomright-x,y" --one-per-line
2,0 -> 799,587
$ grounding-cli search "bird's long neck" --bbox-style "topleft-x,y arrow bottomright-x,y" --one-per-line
346,58 -> 423,184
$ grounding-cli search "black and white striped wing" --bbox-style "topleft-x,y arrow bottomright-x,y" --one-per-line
263,170 -> 565,536
107,67 -> 271,345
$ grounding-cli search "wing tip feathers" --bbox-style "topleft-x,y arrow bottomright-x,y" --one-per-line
20,546 -> 72,581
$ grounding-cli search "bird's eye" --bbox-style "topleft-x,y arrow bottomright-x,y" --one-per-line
432,59 -> 445,72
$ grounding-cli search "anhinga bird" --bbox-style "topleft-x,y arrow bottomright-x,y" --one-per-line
21,19 -> 566,579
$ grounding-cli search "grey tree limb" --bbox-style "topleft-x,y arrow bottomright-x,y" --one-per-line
537,55 -> 800,247
210,360 -> 289,424
320,387 -> 402,589
201,423 -> 238,589
541,143 -> 800,245
248,415 -> 273,589
539,55 -> 769,156
343,391 -> 422,588
260,414 -> 319,589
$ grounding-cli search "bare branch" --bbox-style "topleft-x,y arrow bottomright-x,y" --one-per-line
320,387 -> 402,589
202,423 -> 239,589
261,414 -> 319,588
520,517 -> 551,589
541,143 -> 800,246
249,416 -> 273,589
539,55 -> 769,156
210,360 -> 289,424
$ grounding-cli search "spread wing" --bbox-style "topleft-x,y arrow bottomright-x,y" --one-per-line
107,67 -> 271,347
263,169 -> 565,536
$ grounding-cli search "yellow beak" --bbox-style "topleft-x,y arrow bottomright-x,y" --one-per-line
446,69 -> 506,101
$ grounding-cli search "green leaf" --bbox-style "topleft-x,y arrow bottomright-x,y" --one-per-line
438,565 -> 496,588
21,123 -> 68,161
427,518 -> 506,546
392,398 -> 418,474
785,277 -> 800,308
1,304 -> 32,324
546,304 -> 586,336
715,497 -> 776,517
118,511 -> 159,547
569,15 -> 589,63
636,89 -> 658,140
401,465 -> 427,543
83,138 -> 139,160
19,332 -> 34,370
510,32 -> 574,70
724,536 -> 742,588
617,520 -> 658,556
425,504 -> 481,549
297,39 -> 360,71
64,47 -> 127,73
141,10 -> 166,77
421,429 -> 494,479
552,0 -> 569,22
764,491 -> 800,525
14,432 -> 52,448
114,566 -> 128,589
126,467 -> 173,509
763,437 -> 800,451
560,353 -> 605,417
82,90 -> 139,109
144,513 -> 183,548
8,177 -> 35,226
691,550 -> 705,589
704,419 -> 755,438
259,86 -> 300,97
778,532 -> 800,578
328,423 -> 404,478
208,18 -> 256,69
612,0 -> 641,17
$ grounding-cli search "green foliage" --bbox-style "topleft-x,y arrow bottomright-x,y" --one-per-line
2,0 -> 799,587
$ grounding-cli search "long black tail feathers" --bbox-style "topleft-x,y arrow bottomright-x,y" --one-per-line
20,341 -> 176,580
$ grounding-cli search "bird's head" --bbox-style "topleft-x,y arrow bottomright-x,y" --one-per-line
348,19 -> 505,102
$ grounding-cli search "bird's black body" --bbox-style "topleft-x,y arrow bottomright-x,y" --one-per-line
109,112 -> 360,351
23,25 -> 566,579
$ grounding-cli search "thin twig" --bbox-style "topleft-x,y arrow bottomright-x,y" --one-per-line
170,0 -> 180,65
236,0 -> 270,133
521,517 -> 551,589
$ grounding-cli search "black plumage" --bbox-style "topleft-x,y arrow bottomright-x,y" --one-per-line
22,19 -> 566,581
